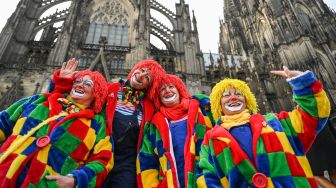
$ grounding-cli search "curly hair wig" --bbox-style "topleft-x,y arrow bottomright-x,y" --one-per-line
153,74 -> 191,108
210,78 -> 258,120
74,70 -> 108,113
127,59 -> 166,100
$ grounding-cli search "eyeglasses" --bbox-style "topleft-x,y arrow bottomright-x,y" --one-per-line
73,78 -> 94,88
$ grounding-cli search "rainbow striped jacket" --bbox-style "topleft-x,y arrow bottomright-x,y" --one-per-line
137,99 -> 213,188
196,71 -> 330,188
0,93 -> 114,188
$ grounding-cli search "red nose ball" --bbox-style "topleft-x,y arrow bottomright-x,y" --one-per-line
229,95 -> 238,101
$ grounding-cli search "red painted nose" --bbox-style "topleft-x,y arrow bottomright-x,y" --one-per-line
75,83 -> 84,88
229,95 -> 238,101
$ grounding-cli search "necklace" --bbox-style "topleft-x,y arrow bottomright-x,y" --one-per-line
120,80 -> 144,106
57,98 -> 80,113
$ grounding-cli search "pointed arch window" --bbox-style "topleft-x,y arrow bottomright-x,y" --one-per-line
295,4 -> 313,34
297,12 -> 312,34
85,22 -> 128,46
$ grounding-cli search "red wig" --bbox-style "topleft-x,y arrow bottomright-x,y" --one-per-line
74,70 -> 108,113
127,59 -> 166,100
153,74 -> 191,108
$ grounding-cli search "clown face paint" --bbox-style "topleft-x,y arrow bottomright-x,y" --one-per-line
129,68 -> 151,90
70,75 -> 95,108
220,87 -> 246,116
160,84 -> 180,108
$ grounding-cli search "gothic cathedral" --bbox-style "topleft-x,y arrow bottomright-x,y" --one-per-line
0,0 -> 205,109
213,0 -> 336,113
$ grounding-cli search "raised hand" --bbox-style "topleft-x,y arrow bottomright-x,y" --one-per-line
60,58 -> 79,78
270,66 -> 303,79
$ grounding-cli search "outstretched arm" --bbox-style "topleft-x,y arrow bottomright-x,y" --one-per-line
271,66 -> 330,152
270,66 -> 303,79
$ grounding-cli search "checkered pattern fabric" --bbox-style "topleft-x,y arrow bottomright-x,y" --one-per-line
0,93 -> 113,187
137,99 -> 212,188
196,71 -> 330,188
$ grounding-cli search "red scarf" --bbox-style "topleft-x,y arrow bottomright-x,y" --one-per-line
159,98 -> 190,121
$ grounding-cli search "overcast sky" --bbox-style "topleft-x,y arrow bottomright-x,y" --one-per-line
0,0 -> 335,53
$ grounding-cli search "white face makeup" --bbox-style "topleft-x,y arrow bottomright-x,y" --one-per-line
70,75 -> 95,107
224,102 -> 244,112
160,84 -> 180,108
220,87 -> 246,116
129,68 -> 151,90
222,91 -> 244,111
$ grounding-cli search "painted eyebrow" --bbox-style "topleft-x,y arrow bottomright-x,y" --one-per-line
84,80 -> 94,86
160,85 -> 167,91
222,91 -> 242,96
160,84 -> 174,89
141,68 -> 149,72
85,79 -> 94,83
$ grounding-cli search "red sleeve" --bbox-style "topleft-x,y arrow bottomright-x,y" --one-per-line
51,69 -> 74,94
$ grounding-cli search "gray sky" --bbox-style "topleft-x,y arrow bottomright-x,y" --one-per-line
0,0 -> 335,53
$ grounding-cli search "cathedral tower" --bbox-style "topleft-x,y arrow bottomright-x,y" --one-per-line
217,0 -> 336,113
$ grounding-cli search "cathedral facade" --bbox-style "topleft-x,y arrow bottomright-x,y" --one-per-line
0,0 -> 205,110
212,0 -> 336,113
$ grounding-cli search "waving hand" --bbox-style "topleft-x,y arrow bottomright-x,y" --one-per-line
60,58 -> 79,78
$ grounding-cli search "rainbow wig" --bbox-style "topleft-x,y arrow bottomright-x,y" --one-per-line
153,74 -> 191,108
74,70 -> 108,113
127,59 -> 166,100
210,78 -> 258,120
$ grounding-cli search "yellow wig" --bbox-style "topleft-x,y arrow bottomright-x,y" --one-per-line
210,78 -> 258,120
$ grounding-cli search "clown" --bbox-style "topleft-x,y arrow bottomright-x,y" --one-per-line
196,66 -> 330,188
137,74 -> 213,188
51,58 -> 166,187
0,70 -> 113,188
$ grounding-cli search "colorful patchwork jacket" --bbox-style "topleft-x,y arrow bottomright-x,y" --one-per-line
196,71 -> 330,188
50,69 -> 155,149
137,99 -> 213,188
0,93 -> 114,188
50,70 -> 156,187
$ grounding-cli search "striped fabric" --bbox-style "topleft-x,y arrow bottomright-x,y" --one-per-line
116,88 -> 143,124
0,93 -> 113,188
196,71 -> 330,188
137,99 -> 212,188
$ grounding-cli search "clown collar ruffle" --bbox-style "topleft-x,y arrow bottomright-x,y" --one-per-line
220,109 -> 251,130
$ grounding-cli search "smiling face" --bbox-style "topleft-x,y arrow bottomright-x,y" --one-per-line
70,75 -> 95,108
129,68 -> 151,90
220,87 -> 246,116
160,84 -> 180,108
